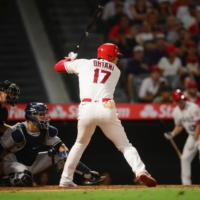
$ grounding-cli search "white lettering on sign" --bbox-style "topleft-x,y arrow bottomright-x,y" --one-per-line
68,105 -> 78,118
158,105 -> 174,118
117,108 -> 130,118
9,106 -> 25,119
140,104 -> 174,118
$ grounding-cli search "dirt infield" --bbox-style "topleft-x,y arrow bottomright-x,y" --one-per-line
0,185 -> 200,192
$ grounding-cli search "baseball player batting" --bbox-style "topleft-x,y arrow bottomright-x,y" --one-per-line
54,43 -> 157,188
0,102 -> 105,186
164,89 -> 200,185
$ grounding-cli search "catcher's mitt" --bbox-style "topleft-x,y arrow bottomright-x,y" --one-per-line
57,151 -> 68,172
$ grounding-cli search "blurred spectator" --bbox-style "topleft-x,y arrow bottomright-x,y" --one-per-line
101,0 -> 133,22
147,10 -> 165,35
176,31 -> 191,66
106,2 -> 127,30
35,171 -> 50,186
130,0 -> 148,27
108,14 -> 131,43
136,21 -> 154,46
145,33 -> 167,66
126,25 -> 139,50
138,65 -> 167,102
156,0 -> 173,27
183,81 -> 200,104
180,72 -> 192,90
171,0 -> 187,15
166,16 -> 182,43
126,45 -> 150,102
117,28 -> 133,58
153,85 -> 173,103
185,40 -> 199,73
158,44 -> 183,89
117,25 -> 139,71
176,2 -> 198,34
185,41 -> 200,88
100,172 -> 112,185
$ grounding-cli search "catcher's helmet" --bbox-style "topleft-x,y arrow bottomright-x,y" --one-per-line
97,43 -> 123,62
25,102 -> 50,129
0,80 -> 20,106
172,89 -> 185,101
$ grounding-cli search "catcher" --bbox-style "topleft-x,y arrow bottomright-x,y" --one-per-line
0,102 -> 105,186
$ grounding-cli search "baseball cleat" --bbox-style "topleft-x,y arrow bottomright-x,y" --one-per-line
137,172 -> 157,187
83,171 -> 106,185
59,181 -> 77,188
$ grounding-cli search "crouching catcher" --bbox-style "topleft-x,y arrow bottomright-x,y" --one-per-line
0,102 -> 106,186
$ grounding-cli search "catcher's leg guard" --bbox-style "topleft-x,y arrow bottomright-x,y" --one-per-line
82,171 -> 106,185
75,161 -> 91,177
75,162 -> 106,185
0,170 -> 34,187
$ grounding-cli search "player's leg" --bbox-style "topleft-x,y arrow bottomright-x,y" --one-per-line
0,153 -> 33,186
30,151 -> 60,175
60,120 -> 96,187
181,136 -> 198,185
98,108 -> 156,187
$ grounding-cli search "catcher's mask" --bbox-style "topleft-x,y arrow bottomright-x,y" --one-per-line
0,80 -> 20,106
25,102 -> 50,130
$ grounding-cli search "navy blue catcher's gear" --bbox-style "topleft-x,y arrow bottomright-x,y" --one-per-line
0,80 -> 20,106
25,102 -> 50,129
0,170 -> 33,186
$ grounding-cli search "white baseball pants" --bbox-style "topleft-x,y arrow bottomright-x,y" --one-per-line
60,102 -> 147,184
181,135 -> 200,185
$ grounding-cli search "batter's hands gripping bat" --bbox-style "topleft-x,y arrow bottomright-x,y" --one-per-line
158,117 -> 182,159
74,5 -> 104,53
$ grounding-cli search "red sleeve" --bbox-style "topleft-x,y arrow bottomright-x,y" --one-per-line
54,58 -> 71,72
197,121 -> 200,125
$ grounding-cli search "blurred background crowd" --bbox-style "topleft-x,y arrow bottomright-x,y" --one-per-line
1,0 -> 200,104
97,0 -> 200,104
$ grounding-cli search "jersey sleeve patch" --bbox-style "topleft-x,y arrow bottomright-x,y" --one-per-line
11,129 -> 24,143
48,126 -> 58,138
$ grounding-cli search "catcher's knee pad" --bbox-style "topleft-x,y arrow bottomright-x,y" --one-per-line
10,170 -> 34,186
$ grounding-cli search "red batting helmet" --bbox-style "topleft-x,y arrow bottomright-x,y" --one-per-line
97,43 -> 123,62
172,89 -> 185,101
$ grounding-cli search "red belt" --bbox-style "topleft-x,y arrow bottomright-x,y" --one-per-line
82,98 -> 111,102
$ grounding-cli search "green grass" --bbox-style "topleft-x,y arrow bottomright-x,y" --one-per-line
1,188 -> 200,200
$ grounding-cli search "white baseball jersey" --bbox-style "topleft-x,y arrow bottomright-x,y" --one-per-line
173,101 -> 200,135
64,59 -> 120,100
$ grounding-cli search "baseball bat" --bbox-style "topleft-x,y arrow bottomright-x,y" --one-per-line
157,117 -> 182,159
74,5 -> 104,53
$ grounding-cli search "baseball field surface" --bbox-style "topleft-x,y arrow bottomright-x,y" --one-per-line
0,185 -> 200,200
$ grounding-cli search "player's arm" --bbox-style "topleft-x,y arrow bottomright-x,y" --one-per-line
0,125 -> 24,152
0,107 -> 10,133
193,123 -> 200,140
164,125 -> 184,139
54,52 -> 77,72
171,125 -> 184,136
191,107 -> 200,140
45,126 -> 69,152
0,123 -> 12,133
